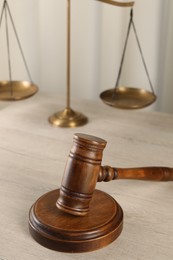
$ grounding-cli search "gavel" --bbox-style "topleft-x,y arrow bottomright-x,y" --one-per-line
29,133 -> 173,253
57,133 -> 173,216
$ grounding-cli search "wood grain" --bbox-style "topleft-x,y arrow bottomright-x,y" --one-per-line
0,92 -> 173,259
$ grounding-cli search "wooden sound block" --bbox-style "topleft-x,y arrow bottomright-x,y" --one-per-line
29,189 -> 123,253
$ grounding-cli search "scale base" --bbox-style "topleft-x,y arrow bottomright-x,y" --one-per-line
0,81 -> 38,101
48,107 -> 88,128
29,189 -> 123,253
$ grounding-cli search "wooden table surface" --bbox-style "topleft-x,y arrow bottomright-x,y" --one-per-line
0,92 -> 173,260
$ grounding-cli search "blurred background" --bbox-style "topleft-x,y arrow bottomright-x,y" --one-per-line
0,0 -> 173,113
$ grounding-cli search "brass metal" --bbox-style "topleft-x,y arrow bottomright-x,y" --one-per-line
49,107 -> 88,128
100,8 -> 156,110
96,0 -> 135,7
67,0 -> 71,109
0,81 -> 38,101
100,86 -> 156,109
49,0 -> 88,128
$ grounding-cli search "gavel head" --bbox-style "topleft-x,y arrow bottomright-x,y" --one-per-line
56,133 -> 107,216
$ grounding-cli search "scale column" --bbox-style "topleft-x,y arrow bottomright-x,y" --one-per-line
48,0 -> 88,128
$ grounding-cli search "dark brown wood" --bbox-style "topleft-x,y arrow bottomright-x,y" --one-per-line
57,133 -> 173,217
29,189 -> 123,253
98,166 -> 173,182
57,133 -> 107,216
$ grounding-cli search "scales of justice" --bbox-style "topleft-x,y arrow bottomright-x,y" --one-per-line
0,0 -> 156,116
28,0 -> 172,254
48,0 -> 156,128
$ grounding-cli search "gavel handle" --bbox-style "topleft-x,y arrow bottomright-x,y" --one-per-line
98,166 -> 173,182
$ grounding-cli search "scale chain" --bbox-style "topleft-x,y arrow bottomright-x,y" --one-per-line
0,0 -> 33,84
115,8 -> 155,95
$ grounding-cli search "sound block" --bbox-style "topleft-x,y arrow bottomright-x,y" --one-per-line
29,189 -> 123,253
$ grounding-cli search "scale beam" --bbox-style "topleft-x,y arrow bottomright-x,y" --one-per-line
95,0 -> 135,7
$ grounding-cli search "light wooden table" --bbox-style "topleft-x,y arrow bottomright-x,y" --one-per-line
0,92 -> 173,260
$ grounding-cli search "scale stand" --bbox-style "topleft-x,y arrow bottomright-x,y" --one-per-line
0,0 -> 38,101
100,8 -> 156,109
48,0 -> 88,128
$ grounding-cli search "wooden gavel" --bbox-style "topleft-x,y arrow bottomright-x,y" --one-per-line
57,133 -> 173,217
29,133 -> 173,252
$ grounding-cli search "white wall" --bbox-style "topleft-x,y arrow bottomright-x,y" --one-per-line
0,0 -> 172,113
0,0 -> 39,82
155,0 -> 173,113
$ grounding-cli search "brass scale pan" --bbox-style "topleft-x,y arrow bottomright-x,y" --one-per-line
0,81 -> 38,101
100,87 -> 156,109
0,0 -> 38,101
100,8 -> 156,109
